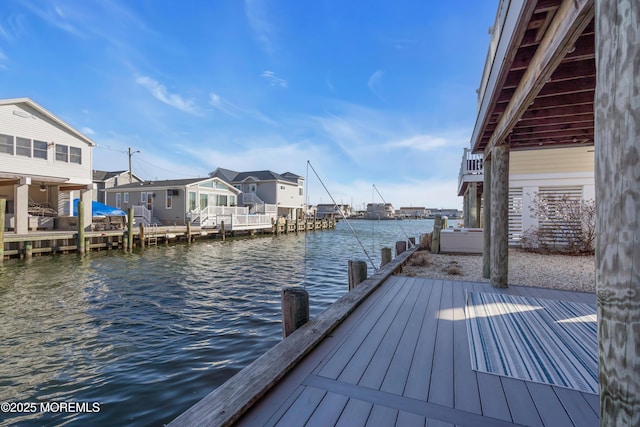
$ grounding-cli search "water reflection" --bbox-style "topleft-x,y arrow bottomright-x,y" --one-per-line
0,219 -> 432,426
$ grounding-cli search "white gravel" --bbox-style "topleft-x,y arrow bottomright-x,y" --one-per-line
400,249 -> 595,293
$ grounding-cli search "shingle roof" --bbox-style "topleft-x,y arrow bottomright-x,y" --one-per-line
93,170 -> 128,182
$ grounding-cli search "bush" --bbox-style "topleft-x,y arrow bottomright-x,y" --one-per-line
520,193 -> 595,255
418,233 -> 432,251
409,251 -> 430,267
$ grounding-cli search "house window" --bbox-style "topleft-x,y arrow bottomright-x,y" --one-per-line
55,144 -> 68,162
16,137 -> 31,157
215,182 -> 227,190
141,192 -> 146,202
299,188 -> 304,196
189,192 -> 197,211
0,134 -> 13,154
33,140 -> 48,159
116,193 -> 122,208
217,195 -> 228,206
166,191 -> 173,209
124,193 -> 129,204
229,195 -> 236,206
70,147 -> 82,164
280,185 -> 285,190
200,194 -> 208,209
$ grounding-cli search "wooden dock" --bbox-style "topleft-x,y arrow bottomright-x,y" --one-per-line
171,265 -> 599,426
0,218 -> 336,260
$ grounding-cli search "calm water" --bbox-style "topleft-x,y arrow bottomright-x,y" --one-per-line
0,219 -> 433,426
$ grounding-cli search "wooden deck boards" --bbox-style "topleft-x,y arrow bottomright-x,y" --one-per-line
237,277 -> 599,427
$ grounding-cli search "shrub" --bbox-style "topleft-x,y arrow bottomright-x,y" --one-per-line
520,193 -> 595,255
409,251 -> 430,267
418,233 -> 432,251
444,265 -> 462,275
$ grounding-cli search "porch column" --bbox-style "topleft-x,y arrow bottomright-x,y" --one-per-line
595,0 -> 640,425
482,157 -> 492,279
462,188 -> 469,228
81,185 -> 94,231
14,177 -> 30,234
468,182 -> 479,228
490,144 -> 509,288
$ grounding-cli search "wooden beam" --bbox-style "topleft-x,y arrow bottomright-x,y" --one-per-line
595,0 -> 640,425
490,145 -> 509,288
484,0 -> 595,159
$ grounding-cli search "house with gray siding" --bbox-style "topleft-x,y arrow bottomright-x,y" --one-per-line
0,97 -> 95,233
210,168 -> 305,219
105,177 -> 241,226
93,170 -> 143,204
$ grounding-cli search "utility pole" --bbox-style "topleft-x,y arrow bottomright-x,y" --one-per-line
128,147 -> 140,183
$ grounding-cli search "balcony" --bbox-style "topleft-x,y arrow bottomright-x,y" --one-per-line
457,148 -> 484,196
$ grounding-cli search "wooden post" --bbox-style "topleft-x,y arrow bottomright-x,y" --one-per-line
380,247 -> 392,268
186,221 -> 192,244
25,241 -> 32,259
0,198 -> 5,262
220,221 -> 225,241
595,1 -> 640,425
78,201 -> 85,255
408,237 -> 416,248
281,287 -> 309,338
395,240 -> 407,256
348,260 -> 368,290
127,208 -> 134,251
469,182 -> 478,228
431,214 -> 442,254
483,157 -> 492,279
85,237 -> 91,254
139,223 -> 145,249
490,143 -> 509,288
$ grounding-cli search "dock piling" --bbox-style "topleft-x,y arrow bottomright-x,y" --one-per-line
78,201 -> 85,255
431,214 -> 442,254
281,287 -> 309,338
395,240 -> 407,256
0,198 -> 5,262
127,208 -> 134,251
348,260 -> 368,290
380,247 -> 392,268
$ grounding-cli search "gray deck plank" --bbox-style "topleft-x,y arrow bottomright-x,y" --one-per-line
526,382 -> 573,427
553,387 -> 599,427
359,279 -> 423,390
428,280 -> 455,407
380,279 -> 435,395
477,373 -> 512,422
403,280 -> 444,400
452,281 -> 482,415
501,377 -> 544,427
334,399 -> 373,427
335,278 -> 415,384
365,405 -> 398,427
395,410 -> 426,427
318,278 -> 414,381
273,386 -> 326,427
305,392 -> 349,427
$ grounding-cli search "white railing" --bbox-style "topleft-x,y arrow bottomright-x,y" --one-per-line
231,213 -> 274,229
458,148 -> 484,193
133,205 -> 151,225
264,204 -> 277,214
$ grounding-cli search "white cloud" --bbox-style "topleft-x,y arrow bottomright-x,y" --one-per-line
81,127 -> 95,135
386,134 -> 449,151
136,75 -> 199,115
262,71 -> 287,88
245,0 -> 276,53
368,70 -> 385,99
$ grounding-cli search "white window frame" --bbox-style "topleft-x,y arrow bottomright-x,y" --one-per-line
55,144 -> 68,162
124,193 -> 129,204
16,137 -> 31,157
33,140 -> 48,159
0,134 -> 14,155
166,190 -> 173,209
70,146 -> 82,164
116,193 -> 122,208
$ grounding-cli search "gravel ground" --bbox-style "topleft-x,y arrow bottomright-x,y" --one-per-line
399,248 -> 595,293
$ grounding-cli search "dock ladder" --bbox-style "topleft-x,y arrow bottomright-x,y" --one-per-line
147,224 -> 158,246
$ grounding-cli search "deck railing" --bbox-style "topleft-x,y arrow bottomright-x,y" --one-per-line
458,148 -> 484,194
133,205 -> 151,225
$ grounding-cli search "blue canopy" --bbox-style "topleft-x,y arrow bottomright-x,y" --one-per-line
73,199 -> 126,216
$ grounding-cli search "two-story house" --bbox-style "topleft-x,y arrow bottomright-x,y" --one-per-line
0,98 -> 95,233
93,170 -> 143,204
210,168 -> 305,220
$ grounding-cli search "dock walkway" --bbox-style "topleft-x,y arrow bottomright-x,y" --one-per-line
174,275 -> 598,426
240,277 -> 598,426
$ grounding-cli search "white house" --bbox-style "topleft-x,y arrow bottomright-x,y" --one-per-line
0,98 -> 95,233
105,177 -> 241,227
210,168 -> 305,219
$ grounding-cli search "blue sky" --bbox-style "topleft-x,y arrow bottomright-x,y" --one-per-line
1,0 -> 498,210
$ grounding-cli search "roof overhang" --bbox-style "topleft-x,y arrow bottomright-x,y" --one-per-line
471,0 -> 595,157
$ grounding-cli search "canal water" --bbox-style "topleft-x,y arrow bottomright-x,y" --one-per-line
0,219 -> 434,426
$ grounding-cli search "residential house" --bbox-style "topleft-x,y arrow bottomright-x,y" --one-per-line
316,204 -> 351,219
0,97 -> 95,233
104,177 -> 241,227
93,170 -> 143,204
210,168 -> 305,219
397,207 -> 429,219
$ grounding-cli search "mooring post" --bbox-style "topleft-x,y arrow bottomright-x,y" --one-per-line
0,197 -> 5,262
395,240 -> 407,256
408,237 -> 416,247
186,221 -> 192,244
348,260 -> 368,291
281,287 -> 309,338
380,247 -> 392,268
220,221 -> 225,241
139,223 -> 145,249
25,241 -> 33,259
127,208 -> 134,251
78,201 -> 85,255
431,214 -> 442,254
